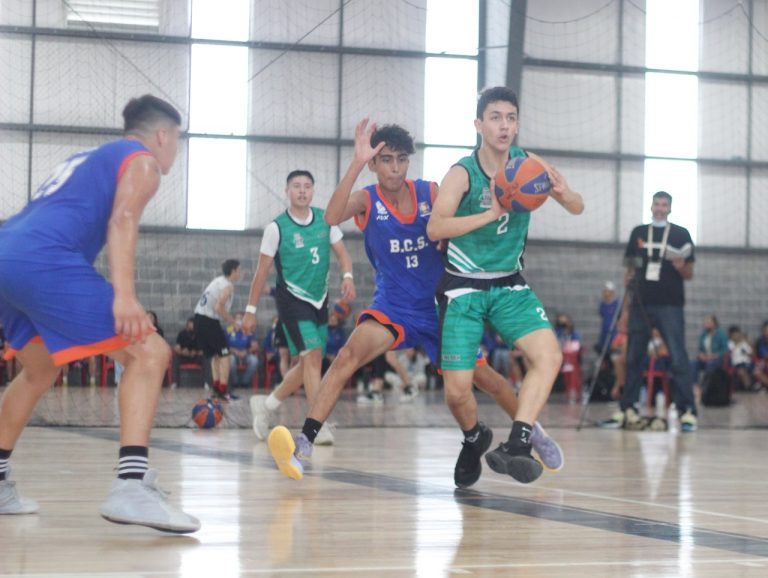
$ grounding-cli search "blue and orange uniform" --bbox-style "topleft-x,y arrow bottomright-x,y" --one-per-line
0,139 -> 151,366
354,178 -> 446,363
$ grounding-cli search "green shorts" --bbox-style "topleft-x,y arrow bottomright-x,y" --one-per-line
281,318 -> 328,357
438,283 -> 551,371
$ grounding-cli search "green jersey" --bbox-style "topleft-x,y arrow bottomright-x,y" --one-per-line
274,207 -> 332,308
446,147 -> 530,276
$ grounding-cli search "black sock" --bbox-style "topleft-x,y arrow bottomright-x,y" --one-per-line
302,418 -> 323,444
0,448 -> 11,481
118,446 -> 149,480
462,423 -> 481,444
507,421 -> 533,451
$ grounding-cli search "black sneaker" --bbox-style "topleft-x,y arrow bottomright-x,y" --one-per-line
454,422 -> 493,489
485,442 -> 543,484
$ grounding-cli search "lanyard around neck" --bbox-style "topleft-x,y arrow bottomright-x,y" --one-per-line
647,223 -> 670,260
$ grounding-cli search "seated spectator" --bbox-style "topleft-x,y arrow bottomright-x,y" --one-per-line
227,312 -> 259,388
555,313 -> 583,402
383,347 -> 429,402
597,281 -> 619,353
172,317 -> 204,388
728,325 -> 754,391
752,321 -> 768,391
647,327 -> 670,371
690,314 -> 728,395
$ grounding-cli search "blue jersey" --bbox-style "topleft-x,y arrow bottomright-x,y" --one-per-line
0,139 -> 150,264
355,179 -> 442,313
0,139 -> 152,365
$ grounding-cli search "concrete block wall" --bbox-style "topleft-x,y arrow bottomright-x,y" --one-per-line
103,230 -> 768,357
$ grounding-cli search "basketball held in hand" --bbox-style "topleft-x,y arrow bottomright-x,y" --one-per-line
494,156 -> 551,213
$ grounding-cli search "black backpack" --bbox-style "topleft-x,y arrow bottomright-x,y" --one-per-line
701,367 -> 732,407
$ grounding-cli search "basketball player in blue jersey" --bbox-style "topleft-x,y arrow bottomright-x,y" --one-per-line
0,95 -> 199,533
268,119 -> 564,486
428,86 -> 584,484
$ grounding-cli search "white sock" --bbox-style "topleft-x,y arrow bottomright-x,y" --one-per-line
265,392 -> 282,412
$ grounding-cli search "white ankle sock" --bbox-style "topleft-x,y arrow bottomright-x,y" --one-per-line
265,393 -> 282,412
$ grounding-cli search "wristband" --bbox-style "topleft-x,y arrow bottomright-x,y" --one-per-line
245,304 -> 257,315
342,272 -> 354,280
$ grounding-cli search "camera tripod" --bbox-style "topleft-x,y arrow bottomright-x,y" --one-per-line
576,271 -> 667,431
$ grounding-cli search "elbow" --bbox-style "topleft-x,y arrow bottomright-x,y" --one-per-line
324,212 -> 341,227
426,221 -> 440,242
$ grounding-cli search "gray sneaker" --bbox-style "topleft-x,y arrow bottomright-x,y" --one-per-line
250,394 -> 271,441
531,422 -> 564,472
99,470 -> 200,533
0,471 -> 39,515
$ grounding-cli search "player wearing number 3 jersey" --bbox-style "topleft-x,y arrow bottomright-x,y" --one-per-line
267,119 -> 565,488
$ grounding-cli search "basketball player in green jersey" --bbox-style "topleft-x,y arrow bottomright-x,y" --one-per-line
428,86 -> 584,484
244,170 -> 356,445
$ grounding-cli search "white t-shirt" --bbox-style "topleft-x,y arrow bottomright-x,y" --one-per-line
194,275 -> 233,320
260,209 -> 343,257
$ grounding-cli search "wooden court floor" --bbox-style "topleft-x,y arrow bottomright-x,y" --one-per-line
3,387 -> 768,577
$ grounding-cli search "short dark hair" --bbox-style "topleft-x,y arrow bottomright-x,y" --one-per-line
286,170 -> 314,185
222,259 -> 240,276
123,94 -> 182,134
653,190 -> 673,205
477,86 -> 519,119
371,124 -> 415,155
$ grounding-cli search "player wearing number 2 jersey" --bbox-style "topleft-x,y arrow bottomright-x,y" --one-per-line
0,95 -> 199,533
267,119 -> 565,487
428,86 -> 584,485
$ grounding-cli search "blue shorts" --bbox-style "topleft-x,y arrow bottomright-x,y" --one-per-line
358,298 -> 441,365
357,298 -> 485,368
0,256 -> 127,366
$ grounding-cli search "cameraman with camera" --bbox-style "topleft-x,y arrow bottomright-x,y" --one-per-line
600,191 -> 698,432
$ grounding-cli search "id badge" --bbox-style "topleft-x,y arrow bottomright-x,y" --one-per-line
645,261 -> 661,282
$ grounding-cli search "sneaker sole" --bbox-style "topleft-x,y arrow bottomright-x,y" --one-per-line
533,438 -> 565,473
100,513 -> 200,534
485,451 -> 543,484
268,426 -> 304,480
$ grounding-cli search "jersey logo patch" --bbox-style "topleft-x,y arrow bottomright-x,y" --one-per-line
418,201 -> 431,217
375,200 -> 389,221
293,233 -> 305,248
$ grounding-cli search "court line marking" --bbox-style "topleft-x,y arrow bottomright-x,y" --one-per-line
67,427 -> 768,560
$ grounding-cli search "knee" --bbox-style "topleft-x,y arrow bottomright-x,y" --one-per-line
334,345 -> 362,372
444,385 -> 473,410
530,348 -> 563,377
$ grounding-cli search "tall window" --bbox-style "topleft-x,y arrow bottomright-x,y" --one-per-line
644,0 -> 699,239
422,0 -> 479,184
188,0 -> 250,230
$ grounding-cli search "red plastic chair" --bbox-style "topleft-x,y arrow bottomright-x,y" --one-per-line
644,354 -> 670,409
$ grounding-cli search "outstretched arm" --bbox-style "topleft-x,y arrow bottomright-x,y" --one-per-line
107,154 -> 161,343
325,118 -> 385,226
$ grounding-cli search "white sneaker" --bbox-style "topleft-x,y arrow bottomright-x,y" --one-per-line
314,423 -> 336,446
250,395 -> 272,441
99,470 -> 200,533
0,471 -> 39,515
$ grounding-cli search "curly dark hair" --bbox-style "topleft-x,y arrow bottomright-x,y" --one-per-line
476,86 -> 519,119
370,124 -> 415,155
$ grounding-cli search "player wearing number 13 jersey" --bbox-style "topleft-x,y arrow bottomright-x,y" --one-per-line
267,120 -> 566,487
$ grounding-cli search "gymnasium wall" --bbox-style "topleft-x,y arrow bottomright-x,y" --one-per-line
119,230 -> 768,358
